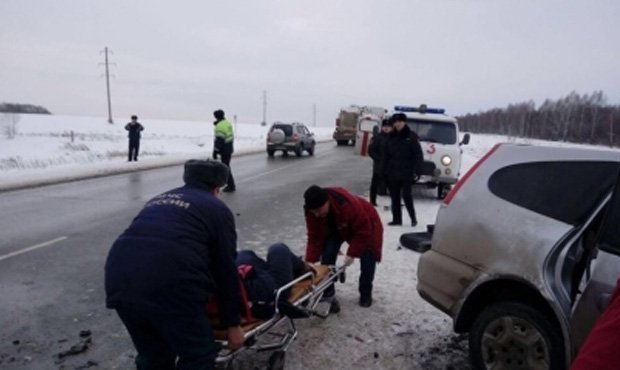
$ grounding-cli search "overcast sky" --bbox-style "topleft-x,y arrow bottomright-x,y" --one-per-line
1,0 -> 619,126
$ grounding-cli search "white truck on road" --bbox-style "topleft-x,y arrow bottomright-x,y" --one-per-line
333,105 -> 386,146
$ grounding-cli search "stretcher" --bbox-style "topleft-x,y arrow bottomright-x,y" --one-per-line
211,264 -> 346,370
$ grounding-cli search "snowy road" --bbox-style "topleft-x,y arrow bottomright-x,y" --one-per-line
0,141 -> 472,370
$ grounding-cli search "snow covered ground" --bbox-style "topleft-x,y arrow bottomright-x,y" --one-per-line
0,114 -> 333,191
2,113 -> 618,369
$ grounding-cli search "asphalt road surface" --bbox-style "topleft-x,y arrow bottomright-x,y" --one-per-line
0,142 -> 376,369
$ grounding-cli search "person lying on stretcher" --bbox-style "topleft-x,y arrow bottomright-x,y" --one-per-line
235,242 -> 317,320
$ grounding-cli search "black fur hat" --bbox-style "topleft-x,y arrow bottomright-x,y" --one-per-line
391,113 -> 407,122
304,185 -> 329,210
213,109 -> 225,120
183,159 -> 229,188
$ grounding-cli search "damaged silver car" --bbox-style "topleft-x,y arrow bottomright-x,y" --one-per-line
413,143 -> 620,369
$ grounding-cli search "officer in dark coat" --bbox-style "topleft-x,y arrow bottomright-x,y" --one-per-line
105,159 -> 244,369
368,118 -> 392,205
384,113 -> 424,227
125,115 -> 144,162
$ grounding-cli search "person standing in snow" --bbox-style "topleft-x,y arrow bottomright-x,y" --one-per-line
368,118 -> 392,206
303,185 -> 383,308
212,109 -> 236,192
384,113 -> 424,227
125,115 -> 144,162
105,159 -> 244,369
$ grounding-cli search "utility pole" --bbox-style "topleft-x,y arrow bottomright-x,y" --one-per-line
611,113 -> 614,147
100,47 -> 114,124
262,90 -> 267,126
312,103 -> 316,127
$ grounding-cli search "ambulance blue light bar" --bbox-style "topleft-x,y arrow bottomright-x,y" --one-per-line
394,105 -> 445,114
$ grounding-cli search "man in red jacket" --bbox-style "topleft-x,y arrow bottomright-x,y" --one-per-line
303,185 -> 383,307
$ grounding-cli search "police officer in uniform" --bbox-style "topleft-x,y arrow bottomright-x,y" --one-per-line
212,109 -> 236,192
125,115 -> 144,161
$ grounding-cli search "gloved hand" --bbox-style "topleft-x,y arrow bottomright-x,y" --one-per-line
344,256 -> 354,267
212,150 -> 218,160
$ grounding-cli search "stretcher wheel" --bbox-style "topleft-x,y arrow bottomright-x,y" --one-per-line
268,350 -> 286,370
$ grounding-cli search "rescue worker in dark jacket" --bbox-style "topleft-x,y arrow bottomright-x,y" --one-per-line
384,113 -> 424,227
303,185 -> 383,308
105,159 -> 244,370
368,118 -> 392,206
212,109 -> 236,192
125,115 -> 144,162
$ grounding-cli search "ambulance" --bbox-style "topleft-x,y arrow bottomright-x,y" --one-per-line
391,105 -> 470,199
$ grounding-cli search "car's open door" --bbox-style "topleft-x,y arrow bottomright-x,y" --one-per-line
570,166 -> 620,354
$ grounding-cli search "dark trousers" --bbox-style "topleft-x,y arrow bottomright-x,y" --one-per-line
236,243 -> 306,302
369,173 -> 387,205
116,308 -> 220,370
128,138 -> 140,161
320,235 -> 376,298
219,151 -> 236,190
388,179 -> 416,224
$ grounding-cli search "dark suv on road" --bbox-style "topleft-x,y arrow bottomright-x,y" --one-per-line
266,122 -> 316,157
413,143 -> 620,369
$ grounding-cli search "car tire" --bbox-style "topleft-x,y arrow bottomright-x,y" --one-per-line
469,301 -> 566,370
336,140 -> 347,146
267,149 -> 275,157
294,145 -> 303,157
307,143 -> 315,156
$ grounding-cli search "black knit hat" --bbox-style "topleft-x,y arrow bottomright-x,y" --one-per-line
183,159 -> 229,188
213,109 -> 225,120
392,113 -> 407,122
304,185 -> 329,210
381,118 -> 392,127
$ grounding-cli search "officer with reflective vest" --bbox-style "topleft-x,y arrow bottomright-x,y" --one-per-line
212,109 -> 236,192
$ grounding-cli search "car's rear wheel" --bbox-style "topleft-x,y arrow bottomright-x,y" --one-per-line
469,301 -> 565,370
294,145 -> 303,157
307,143 -> 315,156
267,149 -> 275,157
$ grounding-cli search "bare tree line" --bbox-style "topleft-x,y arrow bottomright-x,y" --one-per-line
457,91 -> 619,147
0,102 -> 51,115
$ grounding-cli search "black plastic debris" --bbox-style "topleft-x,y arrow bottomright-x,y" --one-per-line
75,359 -> 98,369
54,331 -> 92,363
79,330 -> 91,338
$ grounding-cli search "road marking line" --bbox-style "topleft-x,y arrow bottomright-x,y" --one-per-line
237,150 -> 333,184
0,236 -> 68,262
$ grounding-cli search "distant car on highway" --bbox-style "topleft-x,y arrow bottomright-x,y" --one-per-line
413,143 -> 620,369
266,122 -> 316,157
